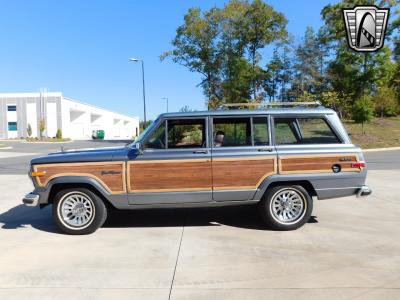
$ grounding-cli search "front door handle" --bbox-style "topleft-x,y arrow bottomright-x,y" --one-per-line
257,147 -> 274,152
193,150 -> 208,154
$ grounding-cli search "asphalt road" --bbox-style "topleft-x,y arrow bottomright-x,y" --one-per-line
0,140 -> 130,174
0,140 -> 399,175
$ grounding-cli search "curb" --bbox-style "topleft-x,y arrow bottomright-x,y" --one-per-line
363,146 -> 400,152
0,139 -> 25,142
21,140 -> 73,144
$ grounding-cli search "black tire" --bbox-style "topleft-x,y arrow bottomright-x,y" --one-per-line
52,188 -> 107,235
259,185 -> 313,231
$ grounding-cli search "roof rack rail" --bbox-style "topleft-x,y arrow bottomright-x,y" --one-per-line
219,101 -> 322,109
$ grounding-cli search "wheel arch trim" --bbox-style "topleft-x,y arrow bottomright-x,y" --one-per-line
254,175 -> 318,201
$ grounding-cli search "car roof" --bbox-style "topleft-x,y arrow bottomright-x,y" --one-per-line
159,107 -> 336,118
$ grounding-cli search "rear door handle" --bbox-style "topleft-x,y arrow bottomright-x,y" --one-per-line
193,150 -> 208,154
257,147 -> 274,152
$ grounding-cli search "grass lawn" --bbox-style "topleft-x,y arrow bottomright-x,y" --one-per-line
343,117 -> 400,149
0,144 -> 6,148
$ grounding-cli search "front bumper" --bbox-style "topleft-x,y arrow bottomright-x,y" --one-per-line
356,185 -> 372,198
22,193 -> 40,207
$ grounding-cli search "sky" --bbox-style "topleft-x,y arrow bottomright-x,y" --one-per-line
0,0 -> 338,120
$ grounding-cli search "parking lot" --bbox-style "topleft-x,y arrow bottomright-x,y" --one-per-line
0,141 -> 399,299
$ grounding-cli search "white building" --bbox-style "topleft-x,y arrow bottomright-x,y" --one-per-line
0,92 -> 139,140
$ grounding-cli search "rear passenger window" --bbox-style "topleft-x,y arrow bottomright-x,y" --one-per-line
253,117 -> 269,146
274,121 -> 297,144
274,117 -> 340,144
213,118 -> 251,147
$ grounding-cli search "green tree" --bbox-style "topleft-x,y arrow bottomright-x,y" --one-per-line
140,120 -> 153,132
241,0 -> 287,99
290,27 -> 325,99
162,0 -> 288,107
320,91 -> 351,119
373,85 -> 398,117
180,105 -> 196,112
264,48 -> 283,101
27,123 -> 32,138
161,7 -> 223,104
278,44 -> 293,101
352,95 -> 374,134
221,57 -> 254,103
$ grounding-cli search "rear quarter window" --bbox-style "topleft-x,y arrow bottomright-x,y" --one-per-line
274,117 -> 341,145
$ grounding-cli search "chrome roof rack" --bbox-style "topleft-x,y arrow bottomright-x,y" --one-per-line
219,101 -> 323,109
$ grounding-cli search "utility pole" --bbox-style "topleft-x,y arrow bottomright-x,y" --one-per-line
161,97 -> 169,112
129,58 -> 147,128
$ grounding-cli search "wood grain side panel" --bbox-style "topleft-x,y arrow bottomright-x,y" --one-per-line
212,157 -> 277,190
129,159 -> 212,193
34,162 -> 126,194
279,154 -> 361,174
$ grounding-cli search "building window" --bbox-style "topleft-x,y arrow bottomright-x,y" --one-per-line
8,122 -> 18,131
7,105 -> 17,111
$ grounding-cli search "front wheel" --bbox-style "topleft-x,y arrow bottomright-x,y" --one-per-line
259,185 -> 313,231
53,188 -> 107,235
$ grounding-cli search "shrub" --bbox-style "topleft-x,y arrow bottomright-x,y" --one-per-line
56,129 -> 62,139
39,119 -> 46,138
27,123 -> 32,137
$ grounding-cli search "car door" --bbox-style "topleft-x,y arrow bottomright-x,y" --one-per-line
211,115 -> 277,201
128,116 -> 212,205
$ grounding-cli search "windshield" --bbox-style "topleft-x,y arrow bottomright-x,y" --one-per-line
127,118 -> 159,147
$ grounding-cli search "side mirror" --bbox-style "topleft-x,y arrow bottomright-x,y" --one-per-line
135,141 -> 144,154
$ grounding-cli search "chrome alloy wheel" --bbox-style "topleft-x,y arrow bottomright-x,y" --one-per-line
58,192 -> 95,229
269,188 -> 307,225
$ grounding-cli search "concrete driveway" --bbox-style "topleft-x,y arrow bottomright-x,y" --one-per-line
0,168 -> 399,300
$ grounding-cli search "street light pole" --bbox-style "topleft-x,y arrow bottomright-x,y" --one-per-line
129,58 -> 147,127
161,97 -> 169,112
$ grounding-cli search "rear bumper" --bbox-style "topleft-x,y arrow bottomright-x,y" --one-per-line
357,185 -> 372,198
22,193 -> 40,207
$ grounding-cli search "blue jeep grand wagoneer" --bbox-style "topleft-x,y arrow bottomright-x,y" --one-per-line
23,103 -> 371,234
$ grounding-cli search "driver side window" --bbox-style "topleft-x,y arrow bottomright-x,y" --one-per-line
144,121 -> 166,149
144,118 -> 206,149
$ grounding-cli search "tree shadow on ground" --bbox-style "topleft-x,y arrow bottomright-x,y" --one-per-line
0,204 -> 318,234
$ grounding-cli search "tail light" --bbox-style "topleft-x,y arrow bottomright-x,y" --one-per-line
351,161 -> 366,168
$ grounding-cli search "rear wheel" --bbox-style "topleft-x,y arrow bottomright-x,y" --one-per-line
259,185 -> 312,230
53,188 -> 107,235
